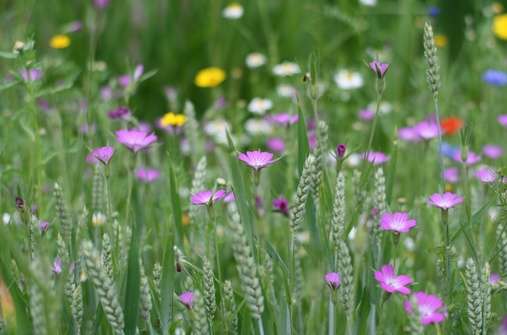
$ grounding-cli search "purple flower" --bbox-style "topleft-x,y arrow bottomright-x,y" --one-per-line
115,129 -> 157,152
499,115 -> 507,127
474,165 -> 497,183
358,108 -> 375,121
52,257 -> 63,274
398,127 -> 421,143
379,212 -> 417,233
427,192 -> 463,210
490,273 -> 501,286
108,106 -> 131,120
499,316 -> 507,335
452,151 -> 481,165
404,291 -> 447,325
266,137 -> 285,153
428,5 -> 440,17
442,167 -> 459,184
374,264 -> 413,295
369,60 -> 390,79
135,167 -> 161,183
362,151 -> 390,165
39,220 -> 49,233
94,0 -> 110,9
224,192 -> 235,203
414,120 -> 440,140
273,196 -> 289,217
86,146 -> 115,165
66,20 -> 83,33
100,86 -> 113,101
266,113 -> 299,126
178,291 -> 194,309
336,144 -> 347,159
20,68 -> 42,82
483,69 -> 507,87
440,142 -> 460,159
483,144 -> 503,159
191,190 -> 226,206
308,132 -> 317,150
238,150 -> 275,170
324,272 -> 341,289
118,75 -> 130,88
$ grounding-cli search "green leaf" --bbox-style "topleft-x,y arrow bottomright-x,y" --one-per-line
160,233 -> 174,334
168,164 -> 183,243
0,51 -> 17,59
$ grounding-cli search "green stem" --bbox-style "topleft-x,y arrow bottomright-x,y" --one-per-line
328,296 -> 335,335
433,96 -> 444,192
257,317 -> 265,335
366,79 -> 385,153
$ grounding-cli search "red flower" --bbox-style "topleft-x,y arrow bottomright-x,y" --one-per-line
440,117 -> 463,135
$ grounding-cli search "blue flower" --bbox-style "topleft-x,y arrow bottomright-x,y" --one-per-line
483,69 -> 507,86
440,142 -> 459,159
428,6 -> 440,17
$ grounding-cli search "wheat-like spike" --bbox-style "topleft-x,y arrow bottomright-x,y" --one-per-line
53,182 -> 72,243
102,233 -> 114,279
423,22 -> 440,99
336,240 -> 354,320
91,165 -> 106,226
482,262 -> 491,331
191,291 -> 209,335
139,263 -> 152,323
228,204 -> 264,320
71,281 -> 83,335
330,172 -> 346,248
202,256 -> 216,320
312,121 -> 328,205
465,259 -> 483,335
152,262 -> 161,299
372,168 -> 386,243
223,280 -> 238,335
290,154 -> 316,234
82,241 -> 125,335
497,225 -> 507,276
29,257 -> 48,335
293,255 -> 304,303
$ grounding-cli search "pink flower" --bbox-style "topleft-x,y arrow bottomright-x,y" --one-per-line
398,127 -> 421,143
266,113 -> 299,126
94,0 -> 110,9
362,151 -> 390,165
474,165 -> 497,183
108,106 -> 131,120
272,196 -> 289,216
358,108 -> 375,121
427,192 -> 463,210
404,291 -> 447,325
442,167 -> 459,184
336,144 -> 347,159
379,212 -> 417,233
115,129 -> 157,152
52,257 -> 63,274
324,272 -> 341,289
498,315 -> 507,335
86,146 -> 115,165
178,291 -> 194,309
490,273 -> 501,286
20,68 -> 42,82
135,167 -> 161,183
369,60 -> 390,79
498,114 -> 507,127
191,190 -> 226,206
414,120 -> 440,140
483,144 -> 503,160
224,192 -> 235,203
238,150 -> 275,170
266,137 -> 285,153
374,264 -> 413,295
452,151 -> 481,165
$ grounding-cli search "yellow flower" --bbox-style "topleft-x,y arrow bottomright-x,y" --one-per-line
434,34 -> 448,48
493,14 -> 507,40
50,34 -> 71,49
194,67 -> 226,88
160,112 -> 187,127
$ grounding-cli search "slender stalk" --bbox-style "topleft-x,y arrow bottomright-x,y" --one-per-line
433,98 -> 444,192
257,318 -> 265,335
442,208 -> 452,327
328,296 -> 335,335
366,78 -> 385,153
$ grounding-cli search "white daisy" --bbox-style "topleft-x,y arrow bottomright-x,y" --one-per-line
368,101 -> 393,115
276,84 -> 297,98
345,153 -> 362,167
272,62 -> 301,77
246,52 -> 267,69
247,97 -> 273,115
204,119 -> 231,144
2,213 -> 11,225
222,3 -> 244,20
334,69 -> 364,90
359,0 -> 377,6
245,118 -> 273,135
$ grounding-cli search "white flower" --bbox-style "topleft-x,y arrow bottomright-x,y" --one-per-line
272,62 -> 301,77
368,101 -> 393,115
246,52 -> 266,68
222,3 -> 244,20
348,226 -> 357,240
345,153 -> 362,167
403,237 -> 416,251
204,119 -> 230,144
245,118 -> 273,135
2,213 -> 11,225
247,98 -> 273,115
276,84 -> 297,98
359,0 -> 377,6
334,70 -> 364,90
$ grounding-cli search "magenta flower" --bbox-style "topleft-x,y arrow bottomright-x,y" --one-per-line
224,192 -> 235,203
369,60 -> 390,79
135,167 -> 161,183
414,120 -> 440,140
94,0 -> 110,9
20,68 -> 42,82
498,114 -> 507,127
474,165 -> 497,183
266,137 -> 285,153
108,106 -> 131,120
358,108 -> 375,121
483,144 -> 503,160
324,272 -> 341,289
336,144 -> 347,159
490,273 -> 501,286
86,146 -> 115,165
362,151 -> 390,165
427,192 -> 463,210
308,132 -> 317,150
499,316 -> 507,335
404,291 -> 447,325
374,265 -> 413,295
115,129 -> 157,152
442,167 -> 459,184
52,257 -> 63,274
178,291 -> 194,309
266,113 -> 299,126
272,196 -> 289,217
379,212 -> 417,233
452,151 -> 481,165
398,127 -> 421,143
238,150 -> 275,170
191,190 -> 226,206
39,220 -> 49,233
